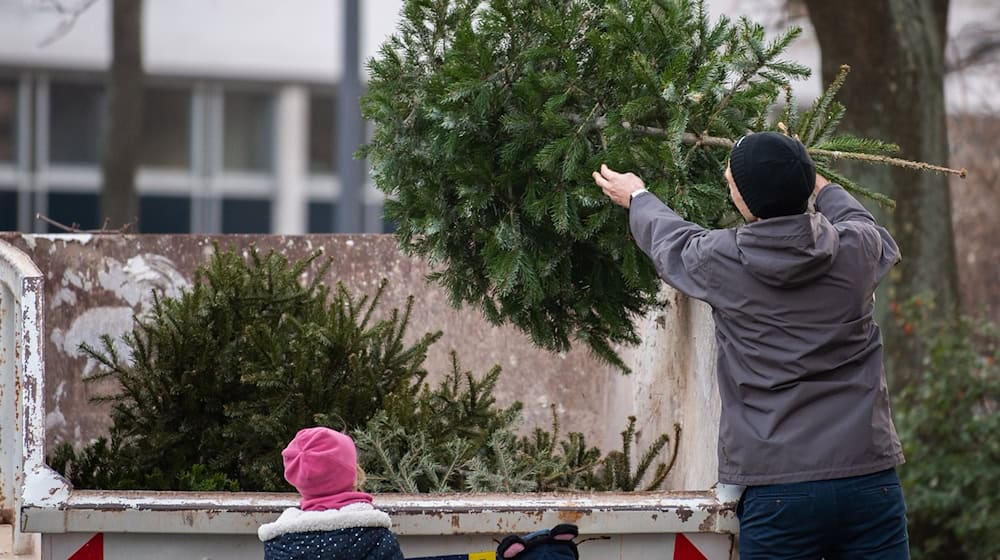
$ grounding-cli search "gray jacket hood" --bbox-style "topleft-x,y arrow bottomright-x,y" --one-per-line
736,213 -> 839,288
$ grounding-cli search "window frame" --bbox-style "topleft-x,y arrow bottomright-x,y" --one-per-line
1,71 -> 382,234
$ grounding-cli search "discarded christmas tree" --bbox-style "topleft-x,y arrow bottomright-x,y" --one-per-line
355,352 -> 679,493
362,0 -> 964,371
51,247 -> 442,491
51,246 -> 680,493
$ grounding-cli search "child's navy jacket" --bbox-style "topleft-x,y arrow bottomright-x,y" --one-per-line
259,502 -> 404,560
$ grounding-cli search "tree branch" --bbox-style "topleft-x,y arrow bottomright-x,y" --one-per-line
35,213 -> 136,234
946,30 -> 1000,73
585,116 -> 968,178
35,0 -> 100,48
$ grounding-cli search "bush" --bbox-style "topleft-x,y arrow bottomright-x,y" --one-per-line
892,299 -> 1000,559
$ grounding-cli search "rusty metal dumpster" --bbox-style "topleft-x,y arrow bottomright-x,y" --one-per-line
0,235 -> 739,559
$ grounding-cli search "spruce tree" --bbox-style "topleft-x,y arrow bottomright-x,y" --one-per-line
355,353 -> 679,493
362,0 -> 961,370
51,246 -> 441,491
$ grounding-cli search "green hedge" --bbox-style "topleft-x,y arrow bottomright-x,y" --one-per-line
892,299 -> 1000,559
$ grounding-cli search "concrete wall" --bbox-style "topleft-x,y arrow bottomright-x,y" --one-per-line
0,233 -> 723,491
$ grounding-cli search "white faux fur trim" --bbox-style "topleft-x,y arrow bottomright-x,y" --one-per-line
258,502 -> 392,542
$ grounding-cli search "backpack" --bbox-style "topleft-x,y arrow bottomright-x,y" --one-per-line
496,524 -> 580,560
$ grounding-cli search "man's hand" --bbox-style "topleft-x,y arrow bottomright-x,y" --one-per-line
814,172 -> 830,194
593,164 -> 645,208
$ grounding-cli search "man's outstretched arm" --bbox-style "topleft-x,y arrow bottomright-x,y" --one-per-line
593,165 -> 713,301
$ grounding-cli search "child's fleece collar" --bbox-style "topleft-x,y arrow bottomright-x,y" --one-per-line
257,502 -> 392,542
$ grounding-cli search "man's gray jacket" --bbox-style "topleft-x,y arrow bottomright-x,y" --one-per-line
629,185 -> 905,485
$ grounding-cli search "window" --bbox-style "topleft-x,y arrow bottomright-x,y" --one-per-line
307,200 -> 336,233
140,195 -> 190,233
308,93 -> 335,173
49,82 -> 106,165
382,216 -> 397,234
46,192 -> 99,232
141,87 -> 191,168
0,79 -> 16,163
223,91 -> 273,172
222,198 -> 270,233
0,190 -> 16,231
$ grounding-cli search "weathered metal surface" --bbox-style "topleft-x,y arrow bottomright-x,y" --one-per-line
0,239 -> 60,557
1,235 -> 735,559
611,288 -> 723,490
22,490 -> 737,535
40,531 -> 735,560
27,491 -> 737,559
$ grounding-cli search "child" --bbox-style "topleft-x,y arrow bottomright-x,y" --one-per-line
258,427 -> 404,560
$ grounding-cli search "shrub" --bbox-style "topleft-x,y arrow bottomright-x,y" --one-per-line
892,299 -> 1000,559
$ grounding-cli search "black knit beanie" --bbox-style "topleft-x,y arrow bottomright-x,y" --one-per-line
729,132 -> 816,219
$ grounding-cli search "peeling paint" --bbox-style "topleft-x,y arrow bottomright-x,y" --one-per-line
52,307 -> 134,376
62,268 -> 92,291
50,286 -> 78,308
0,240 -> 52,555
44,381 -> 67,430
675,505 -> 694,522
32,233 -> 94,245
699,512 -> 716,532
97,254 -> 188,308
21,465 -> 70,506
557,510 -> 586,523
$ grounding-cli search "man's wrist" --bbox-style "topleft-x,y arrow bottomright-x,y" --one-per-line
630,188 -> 649,200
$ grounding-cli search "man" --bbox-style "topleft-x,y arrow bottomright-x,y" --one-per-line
593,132 -> 909,559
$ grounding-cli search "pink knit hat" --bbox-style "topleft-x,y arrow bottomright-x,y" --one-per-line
282,427 -> 372,511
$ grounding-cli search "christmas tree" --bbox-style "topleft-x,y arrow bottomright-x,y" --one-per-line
51,246 -> 441,491
51,246 -> 680,493
362,0 -> 963,371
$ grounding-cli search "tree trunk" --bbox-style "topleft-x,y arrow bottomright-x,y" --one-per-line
804,0 -> 958,384
100,0 -> 144,230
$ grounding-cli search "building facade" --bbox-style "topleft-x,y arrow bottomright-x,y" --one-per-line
0,0 -> 405,234
0,0 -> 994,234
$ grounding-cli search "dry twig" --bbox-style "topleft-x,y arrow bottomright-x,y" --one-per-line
35,0 -> 100,48
36,213 -> 136,234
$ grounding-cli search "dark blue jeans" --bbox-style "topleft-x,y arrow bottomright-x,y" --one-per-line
736,468 -> 910,559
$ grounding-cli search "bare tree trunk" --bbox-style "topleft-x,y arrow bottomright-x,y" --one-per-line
101,0 -> 144,230
804,0 -> 958,384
